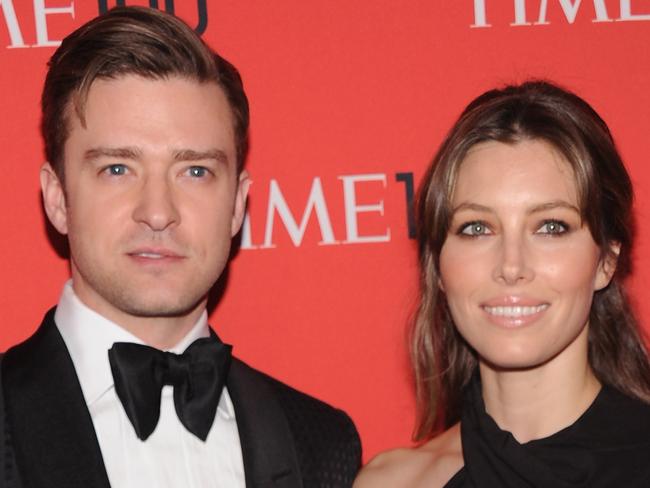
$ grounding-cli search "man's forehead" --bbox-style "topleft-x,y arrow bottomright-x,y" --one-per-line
62,75 -> 238,169
69,75 -> 232,129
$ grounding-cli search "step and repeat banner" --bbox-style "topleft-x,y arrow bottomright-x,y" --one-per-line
1,0 -> 650,460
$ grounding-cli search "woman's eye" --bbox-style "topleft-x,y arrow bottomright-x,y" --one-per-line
459,222 -> 491,236
104,164 -> 128,176
537,220 -> 568,235
187,166 -> 208,178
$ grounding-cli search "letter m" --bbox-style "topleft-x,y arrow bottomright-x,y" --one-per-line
262,178 -> 337,247
537,0 -> 610,24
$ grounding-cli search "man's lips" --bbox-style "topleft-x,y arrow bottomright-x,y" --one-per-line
126,248 -> 185,260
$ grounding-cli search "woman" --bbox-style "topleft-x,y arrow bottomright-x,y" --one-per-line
355,81 -> 650,487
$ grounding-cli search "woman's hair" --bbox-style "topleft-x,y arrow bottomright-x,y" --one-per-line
411,80 -> 650,441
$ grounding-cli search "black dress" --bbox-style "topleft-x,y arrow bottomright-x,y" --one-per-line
445,377 -> 650,487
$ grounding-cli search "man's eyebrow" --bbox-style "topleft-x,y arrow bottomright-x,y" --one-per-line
83,146 -> 141,161
172,148 -> 229,164
82,147 -> 229,165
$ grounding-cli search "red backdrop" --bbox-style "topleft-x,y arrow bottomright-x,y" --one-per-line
1,0 -> 650,461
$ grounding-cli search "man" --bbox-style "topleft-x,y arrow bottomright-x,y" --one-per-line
0,6 -> 361,488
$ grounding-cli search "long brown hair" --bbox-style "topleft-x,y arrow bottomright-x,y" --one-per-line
411,80 -> 650,441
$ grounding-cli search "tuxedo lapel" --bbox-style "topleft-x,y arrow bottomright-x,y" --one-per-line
2,308 -> 111,488
228,359 -> 304,488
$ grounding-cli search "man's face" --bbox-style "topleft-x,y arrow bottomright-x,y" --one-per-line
41,75 -> 248,328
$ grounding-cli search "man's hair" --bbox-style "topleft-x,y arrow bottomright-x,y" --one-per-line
411,80 -> 650,441
41,6 -> 249,181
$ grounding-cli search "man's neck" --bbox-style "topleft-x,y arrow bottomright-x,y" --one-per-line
70,281 -> 207,350
107,312 -> 205,350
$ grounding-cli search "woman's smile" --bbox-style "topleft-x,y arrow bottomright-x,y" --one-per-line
439,139 -> 612,369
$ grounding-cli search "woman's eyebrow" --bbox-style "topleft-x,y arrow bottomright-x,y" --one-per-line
451,202 -> 493,214
527,201 -> 580,215
451,201 -> 580,216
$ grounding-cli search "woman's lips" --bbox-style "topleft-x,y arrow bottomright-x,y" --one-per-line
482,304 -> 549,317
480,299 -> 550,327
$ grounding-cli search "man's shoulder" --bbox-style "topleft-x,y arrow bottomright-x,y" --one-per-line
3,308 -> 56,356
231,357 -> 362,485
1,308 -> 59,382
231,357 -> 360,441
246,360 -> 352,419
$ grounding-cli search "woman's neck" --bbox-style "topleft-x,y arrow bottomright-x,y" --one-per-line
479,328 -> 601,443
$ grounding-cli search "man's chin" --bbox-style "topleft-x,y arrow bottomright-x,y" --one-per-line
108,288 -> 208,320
118,298 -> 205,319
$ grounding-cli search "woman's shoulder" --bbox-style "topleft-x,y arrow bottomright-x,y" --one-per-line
581,385 -> 650,445
353,423 -> 463,488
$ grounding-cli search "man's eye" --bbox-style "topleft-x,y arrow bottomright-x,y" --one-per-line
459,222 -> 491,236
187,166 -> 208,178
537,220 -> 568,235
104,164 -> 128,176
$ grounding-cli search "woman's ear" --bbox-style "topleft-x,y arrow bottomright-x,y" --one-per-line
594,242 -> 620,291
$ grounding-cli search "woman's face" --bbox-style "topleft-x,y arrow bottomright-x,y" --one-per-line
439,139 -> 614,370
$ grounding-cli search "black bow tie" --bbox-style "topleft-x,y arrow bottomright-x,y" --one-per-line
108,337 -> 232,441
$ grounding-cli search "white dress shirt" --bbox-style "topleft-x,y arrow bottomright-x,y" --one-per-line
55,281 -> 245,488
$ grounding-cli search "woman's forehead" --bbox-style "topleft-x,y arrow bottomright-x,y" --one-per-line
450,139 -> 579,209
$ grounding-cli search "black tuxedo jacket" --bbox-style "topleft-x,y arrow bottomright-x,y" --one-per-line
0,309 -> 361,488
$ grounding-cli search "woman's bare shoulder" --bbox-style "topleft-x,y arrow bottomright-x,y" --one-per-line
353,423 -> 463,488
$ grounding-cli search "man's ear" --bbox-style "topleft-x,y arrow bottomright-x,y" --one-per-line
594,242 -> 620,291
231,169 -> 250,237
40,163 -> 69,235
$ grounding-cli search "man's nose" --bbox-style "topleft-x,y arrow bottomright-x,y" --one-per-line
132,175 -> 180,231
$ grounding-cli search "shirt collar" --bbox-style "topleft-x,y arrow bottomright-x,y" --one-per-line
54,280 -> 235,417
